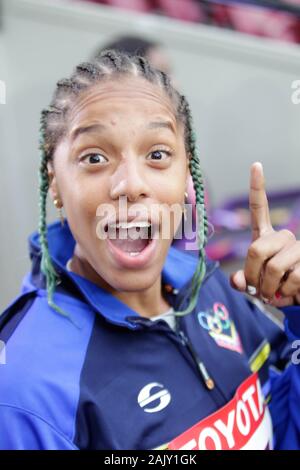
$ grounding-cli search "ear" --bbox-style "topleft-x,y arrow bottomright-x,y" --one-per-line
47,161 -> 62,207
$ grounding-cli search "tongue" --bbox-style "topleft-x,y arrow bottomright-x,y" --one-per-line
108,227 -> 150,253
109,237 -> 149,253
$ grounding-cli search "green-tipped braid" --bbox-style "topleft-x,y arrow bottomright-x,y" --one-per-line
38,111 -> 70,319
174,105 -> 208,317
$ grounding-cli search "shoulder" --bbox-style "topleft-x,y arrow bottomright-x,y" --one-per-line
0,403 -> 79,449
0,288 -> 95,441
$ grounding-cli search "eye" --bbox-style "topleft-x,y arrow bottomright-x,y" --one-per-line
147,150 -> 171,161
80,153 -> 108,165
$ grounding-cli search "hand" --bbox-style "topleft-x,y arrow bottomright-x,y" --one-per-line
230,162 -> 300,307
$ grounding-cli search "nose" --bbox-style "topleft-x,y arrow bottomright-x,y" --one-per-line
109,156 -> 149,203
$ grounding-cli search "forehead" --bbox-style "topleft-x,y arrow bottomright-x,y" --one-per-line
68,76 -> 178,131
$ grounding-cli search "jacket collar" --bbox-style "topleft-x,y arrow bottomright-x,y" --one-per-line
28,221 -> 217,328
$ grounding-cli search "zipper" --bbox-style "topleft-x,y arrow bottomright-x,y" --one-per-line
170,260 -> 231,402
176,322 -> 228,405
128,315 -> 228,405
178,330 -> 215,391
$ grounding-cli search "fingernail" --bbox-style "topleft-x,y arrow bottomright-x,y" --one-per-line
246,285 -> 257,296
261,296 -> 270,304
254,162 -> 263,171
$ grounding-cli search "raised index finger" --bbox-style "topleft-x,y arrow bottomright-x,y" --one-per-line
249,162 -> 272,241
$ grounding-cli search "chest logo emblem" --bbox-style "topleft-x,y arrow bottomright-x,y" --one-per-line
197,303 -> 243,353
137,382 -> 171,413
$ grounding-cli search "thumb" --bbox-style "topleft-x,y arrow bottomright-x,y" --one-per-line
230,270 -> 247,292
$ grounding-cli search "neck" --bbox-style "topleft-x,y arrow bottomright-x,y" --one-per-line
114,277 -> 171,318
69,247 -> 171,319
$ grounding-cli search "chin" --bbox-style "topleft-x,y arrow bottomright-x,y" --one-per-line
107,269 -> 160,292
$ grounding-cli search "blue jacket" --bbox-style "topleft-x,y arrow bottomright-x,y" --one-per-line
0,221 -> 300,450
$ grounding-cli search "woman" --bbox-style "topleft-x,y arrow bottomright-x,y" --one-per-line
0,51 -> 300,450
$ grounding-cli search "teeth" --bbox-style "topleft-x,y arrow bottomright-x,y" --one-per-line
129,252 -> 140,257
109,221 -> 151,230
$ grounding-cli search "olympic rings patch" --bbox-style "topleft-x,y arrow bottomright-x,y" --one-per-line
197,303 -> 243,353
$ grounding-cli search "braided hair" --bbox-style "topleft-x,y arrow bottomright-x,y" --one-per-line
39,50 -> 208,317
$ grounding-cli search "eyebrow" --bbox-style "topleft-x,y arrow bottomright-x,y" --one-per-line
146,121 -> 175,133
70,120 -> 175,142
70,123 -> 106,142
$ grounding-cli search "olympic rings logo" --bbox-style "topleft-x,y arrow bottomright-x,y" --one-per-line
197,303 -> 231,335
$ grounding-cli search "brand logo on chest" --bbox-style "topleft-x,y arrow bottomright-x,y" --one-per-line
137,382 -> 171,413
197,302 -> 243,353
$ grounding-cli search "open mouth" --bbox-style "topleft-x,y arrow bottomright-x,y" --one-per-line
106,221 -> 153,256
104,219 -> 159,268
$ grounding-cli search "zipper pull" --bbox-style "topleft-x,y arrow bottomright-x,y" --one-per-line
197,361 -> 215,391
179,330 -> 215,391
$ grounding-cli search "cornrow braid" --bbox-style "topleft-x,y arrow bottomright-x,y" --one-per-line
38,50 -> 208,319
135,56 -> 152,79
159,70 -> 171,90
38,110 -> 70,319
76,62 -> 98,75
174,96 -> 208,316
102,49 -> 123,71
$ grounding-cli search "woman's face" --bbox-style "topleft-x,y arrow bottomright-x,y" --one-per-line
50,76 -> 189,292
